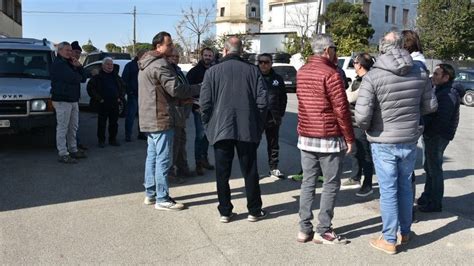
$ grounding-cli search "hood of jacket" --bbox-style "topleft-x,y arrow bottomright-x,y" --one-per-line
411,51 -> 426,64
373,48 -> 413,76
138,50 -> 165,70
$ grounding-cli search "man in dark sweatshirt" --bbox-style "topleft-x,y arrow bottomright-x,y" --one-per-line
257,53 -> 287,179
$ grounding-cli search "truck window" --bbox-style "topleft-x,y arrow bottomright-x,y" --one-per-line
0,50 -> 52,79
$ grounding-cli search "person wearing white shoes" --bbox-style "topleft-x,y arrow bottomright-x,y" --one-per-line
257,53 -> 288,179
138,32 -> 200,211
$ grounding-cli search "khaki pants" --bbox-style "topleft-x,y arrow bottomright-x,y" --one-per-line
52,101 -> 79,156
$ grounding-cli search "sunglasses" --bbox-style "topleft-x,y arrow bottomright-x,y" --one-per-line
353,61 -> 360,65
258,60 -> 271,65
327,46 -> 337,52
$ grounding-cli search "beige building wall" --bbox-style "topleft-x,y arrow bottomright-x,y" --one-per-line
0,0 -> 22,37
215,0 -> 261,36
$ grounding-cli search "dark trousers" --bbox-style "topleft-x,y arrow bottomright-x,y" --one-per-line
420,135 -> 450,208
125,96 -> 143,138
264,124 -> 280,169
173,126 -> 189,173
214,140 -> 263,216
97,102 -> 119,143
354,128 -> 374,187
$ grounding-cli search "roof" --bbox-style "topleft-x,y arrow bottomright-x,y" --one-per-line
0,38 -> 54,51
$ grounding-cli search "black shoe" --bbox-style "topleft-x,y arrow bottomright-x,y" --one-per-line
200,158 -> 215,170
77,144 -> 88,151
418,204 -> 442,213
125,136 -> 132,142
109,140 -> 121,146
356,186 -> 373,197
98,142 -> 106,148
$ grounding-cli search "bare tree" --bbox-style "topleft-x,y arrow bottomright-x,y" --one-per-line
176,5 -> 214,61
286,1 -> 320,49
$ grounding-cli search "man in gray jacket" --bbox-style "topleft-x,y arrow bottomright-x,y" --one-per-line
138,31 -> 200,211
200,36 -> 268,223
355,31 -> 437,254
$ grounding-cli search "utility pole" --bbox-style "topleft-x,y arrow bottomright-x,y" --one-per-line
133,6 -> 136,55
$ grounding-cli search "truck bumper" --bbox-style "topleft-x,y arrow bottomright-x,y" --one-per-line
0,114 -> 56,134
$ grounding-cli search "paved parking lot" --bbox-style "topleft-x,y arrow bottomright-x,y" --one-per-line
1,94 -> 473,264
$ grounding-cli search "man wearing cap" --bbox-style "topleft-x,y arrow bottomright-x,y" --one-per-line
70,41 -> 87,151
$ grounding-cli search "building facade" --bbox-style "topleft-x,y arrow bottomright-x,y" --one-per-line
215,0 -> 261,37
261,0 -> 418,43
0,0 -> 22,37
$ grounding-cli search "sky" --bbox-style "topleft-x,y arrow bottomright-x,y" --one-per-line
22,0 -> 216,51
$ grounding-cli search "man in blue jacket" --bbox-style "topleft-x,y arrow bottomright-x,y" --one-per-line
200,36 -> 268,223
418,64 -> 464,213
50,41 -> 87,163
122,49 -> 146,142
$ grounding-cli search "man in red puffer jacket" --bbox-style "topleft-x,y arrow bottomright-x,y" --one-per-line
296,34 -> 354,245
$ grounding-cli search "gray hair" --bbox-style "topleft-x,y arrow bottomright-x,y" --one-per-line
224,36 -> 242,54
102,57 -> 113,65
57,41 -> 71,51
312,34 -> 335,55
379,31 -> 402,54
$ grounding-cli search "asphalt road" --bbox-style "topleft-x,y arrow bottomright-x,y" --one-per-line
1,94 -> 473,264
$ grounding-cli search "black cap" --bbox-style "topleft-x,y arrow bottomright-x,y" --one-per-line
71,41 -> 82,52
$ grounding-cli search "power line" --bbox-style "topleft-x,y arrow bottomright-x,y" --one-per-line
23,10 -> 215,17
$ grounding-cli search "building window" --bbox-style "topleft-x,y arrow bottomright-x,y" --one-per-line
220,7 -> 225,17
391,6 -> 396,24
250,7 -> 257,18
403,9 -> 409,27
385,5 -> 389,23
14,0 -> 21,25
363,0 -> 371,18
3,0 -> 13,18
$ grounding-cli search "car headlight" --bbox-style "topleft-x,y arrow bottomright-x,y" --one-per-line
31,99 -> 47,111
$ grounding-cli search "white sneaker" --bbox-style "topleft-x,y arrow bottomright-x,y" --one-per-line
154,198 -> 185,211
144,196 -> 156,205
270,169 -> 284,179
219,213 -> 235,223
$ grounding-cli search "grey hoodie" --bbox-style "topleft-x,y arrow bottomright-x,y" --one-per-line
138,51 -> 200,132
355,48 -> 437,144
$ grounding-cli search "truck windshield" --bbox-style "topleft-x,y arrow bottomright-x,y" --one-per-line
0,50 -> 52,79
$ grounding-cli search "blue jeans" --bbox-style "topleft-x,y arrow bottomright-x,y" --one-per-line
371,142 -> 417,244
143,130 -> 174,203
421,135 -> 450,209
125,96 -> 138,138
192,109 -> 209,161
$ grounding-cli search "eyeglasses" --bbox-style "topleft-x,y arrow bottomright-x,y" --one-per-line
258,60 -> 271,65
328,46 -> 337,52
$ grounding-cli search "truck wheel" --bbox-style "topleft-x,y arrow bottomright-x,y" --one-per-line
463,91 -> 474,107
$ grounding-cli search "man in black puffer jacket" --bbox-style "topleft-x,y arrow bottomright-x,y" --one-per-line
418,63 -> 464,213
257,53 -> 287,179
50,41 -> 87,163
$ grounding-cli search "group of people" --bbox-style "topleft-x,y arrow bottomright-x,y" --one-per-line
49,29 -> 463,255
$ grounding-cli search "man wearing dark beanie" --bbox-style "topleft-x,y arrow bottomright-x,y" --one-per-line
70,40 -> 87,151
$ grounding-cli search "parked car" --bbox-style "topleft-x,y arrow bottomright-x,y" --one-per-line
337,56 -> 357,86
454,69 -> 474,107
272,63 -> 297,93
0,37 -> 56,138
82,52 -> 131,66
79,59 -> 131,117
